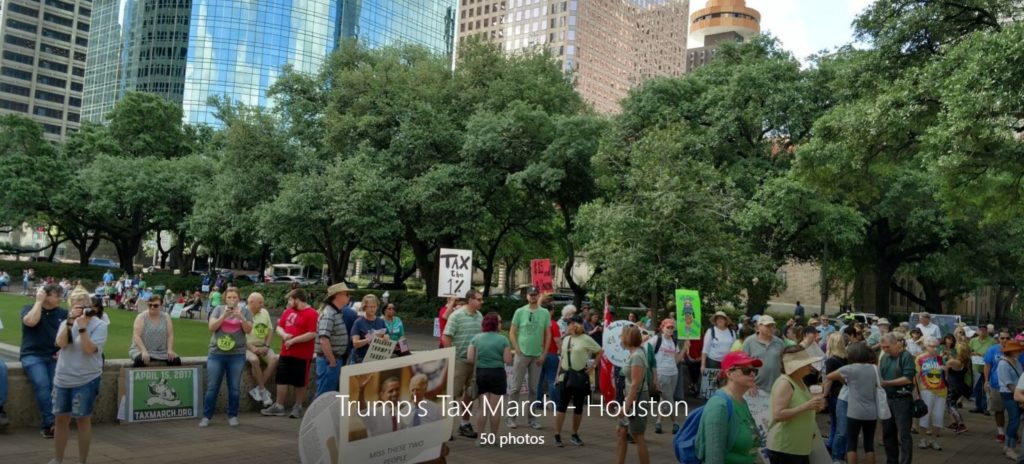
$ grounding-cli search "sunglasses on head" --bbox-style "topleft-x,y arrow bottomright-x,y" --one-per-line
730,366 -> 758,376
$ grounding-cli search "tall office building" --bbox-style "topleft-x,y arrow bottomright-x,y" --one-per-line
457,0 -> 688,114
0,0 -> 91,139
83,0 -> 457,125
685,0 -> 759,72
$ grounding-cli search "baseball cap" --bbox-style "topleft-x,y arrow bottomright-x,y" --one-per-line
720,351 -> 763,376
527,286 -> 539,295
757,315 -> 776,326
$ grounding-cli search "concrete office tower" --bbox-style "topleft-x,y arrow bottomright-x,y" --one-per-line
0,0 -> 91,140
686,0 -> 759,72
83,0 -> 456,126
457,0 -> 688,114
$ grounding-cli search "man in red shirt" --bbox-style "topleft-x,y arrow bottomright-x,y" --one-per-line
261,289 -> 318,419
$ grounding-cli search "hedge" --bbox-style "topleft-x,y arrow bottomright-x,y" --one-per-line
244,283 -> 525,321
0,260 -> 204,293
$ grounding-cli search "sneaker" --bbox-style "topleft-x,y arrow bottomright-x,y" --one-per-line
931,441 -> 941,450
1007,448 -> 1020,461
956,424 -> 968,435
0,409 -> 9,427
290,405 -> 304,419
261,403 -> 287,416
198,417 -> 210,428
249,387 -> 262,402
458,423 -> 477,438
554,435 -> 564,448
918,439 -> 929,449
506,418 -> 517,429
946,423 -> 958,430
261,389 -> 273,408
672,423 -> 680,434
999,434 -> 1007,443
529,419 -> 542,430
228,416 -> 239,427
570,434 -> 584,446
40,427 -> 54,439
655,422 -> 663,434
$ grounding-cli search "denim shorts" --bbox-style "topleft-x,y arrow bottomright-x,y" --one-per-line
53,376 -> 102,417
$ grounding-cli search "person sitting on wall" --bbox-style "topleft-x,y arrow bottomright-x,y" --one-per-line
129,294 -> 181,368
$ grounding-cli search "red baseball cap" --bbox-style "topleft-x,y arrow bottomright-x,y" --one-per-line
720,351 -> 763,377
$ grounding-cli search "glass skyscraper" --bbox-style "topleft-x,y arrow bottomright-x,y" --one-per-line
82,0 -> 457,125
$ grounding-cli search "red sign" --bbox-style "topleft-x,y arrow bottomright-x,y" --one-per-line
530,259 -> 554,295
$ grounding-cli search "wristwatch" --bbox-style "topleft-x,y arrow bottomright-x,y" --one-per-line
78,328 -> 86,333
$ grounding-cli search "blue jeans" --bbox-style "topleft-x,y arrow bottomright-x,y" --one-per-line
21,354 -> 57,429
204,353 -> 245,419
973,372 -> 988,410
828,398 -> 848,460
1004,392 -> 1021,449
537,353 -> 560,405
0,360 -> 7,408
315,356 -> 342,398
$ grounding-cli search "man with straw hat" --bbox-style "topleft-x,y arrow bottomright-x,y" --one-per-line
314,283 -> 351,398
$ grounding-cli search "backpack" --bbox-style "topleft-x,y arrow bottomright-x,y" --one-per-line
708,327 -> 736,342
675,390 -> 734,464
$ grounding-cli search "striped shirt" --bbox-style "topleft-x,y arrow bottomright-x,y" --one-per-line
316,303 -> 348,357
443,307 -> 482,361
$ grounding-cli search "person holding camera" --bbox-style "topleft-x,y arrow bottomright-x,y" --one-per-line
51,294 -> 107,464
129,294 -> 180,367
553,314 -> 602,448
200,287 -> 253,427
21,284 -> 68,438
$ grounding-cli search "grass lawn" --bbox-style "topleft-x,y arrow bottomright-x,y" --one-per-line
0,293 -> 216,358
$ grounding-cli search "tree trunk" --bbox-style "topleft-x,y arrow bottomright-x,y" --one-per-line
406,227 -> 442,297
917,276 -> 944,314
745,279 -> 773,316
256,243 -> 270,282
559,210 -> 586,307
873,259 -> 900,318
113,235 -> 143,275
70,232 -> 101,267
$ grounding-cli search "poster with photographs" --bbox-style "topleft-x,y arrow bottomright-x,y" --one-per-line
338,348 -> 455,464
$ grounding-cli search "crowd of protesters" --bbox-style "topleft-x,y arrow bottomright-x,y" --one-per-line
7,268 -> 1024,464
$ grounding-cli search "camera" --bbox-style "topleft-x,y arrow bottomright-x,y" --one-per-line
84,307 -> 97,317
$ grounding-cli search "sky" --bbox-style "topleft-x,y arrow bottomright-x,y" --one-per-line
690,0 -> 876,62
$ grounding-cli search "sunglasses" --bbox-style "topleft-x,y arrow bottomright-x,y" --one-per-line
148,303 -> 161,308
730,366 -> 759,376
1001,337 -> 1012,340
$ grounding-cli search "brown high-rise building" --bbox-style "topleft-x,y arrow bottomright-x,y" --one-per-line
686,0 -> 760,72
456,0 -> 689,114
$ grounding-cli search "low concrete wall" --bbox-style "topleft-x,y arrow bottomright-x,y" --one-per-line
1,350 -> 318,429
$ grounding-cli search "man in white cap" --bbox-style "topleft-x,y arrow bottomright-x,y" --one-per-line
916,312 -> 942,340
742,315 -> 785,392
868,318 -> 891,352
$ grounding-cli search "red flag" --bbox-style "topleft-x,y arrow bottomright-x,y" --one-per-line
599,294 -> 616,403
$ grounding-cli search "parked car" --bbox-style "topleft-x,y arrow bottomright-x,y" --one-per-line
368,281 -> 408,291
88,258 -> 119,268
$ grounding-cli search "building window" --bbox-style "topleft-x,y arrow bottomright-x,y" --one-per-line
43,12 -> 73,27
2,50 -> 35,65
33,105 -> 63,119
42,28 -> 72,42
0,82 -> 31,97
1,66 -> 33,81
44,0 -> 76,13
0,99 -> 30,113
4,34 -> 37,50
42,123 -> 62,135
38,59 -> 68,73
6,18 -> 39,34
7,3 -> 39,18
35,89 -> 65,104
36,74 -> 67,89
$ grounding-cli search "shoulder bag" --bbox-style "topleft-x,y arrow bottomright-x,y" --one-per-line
874,364 -> 892,420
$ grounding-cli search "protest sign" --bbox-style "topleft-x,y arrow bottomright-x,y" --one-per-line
744,390 -> 772,464
121,367 -> 200,423
364,333 -> 398,363
602,320 -> 637,368
299,393 -> 341,464
699,368 -> 721,399
530,259 -> 554,294
170,303 -> 185,319
437,248 -> 472,298
675,289 -> 702,340
432,318 -> 440,338
339,349 -> 454,464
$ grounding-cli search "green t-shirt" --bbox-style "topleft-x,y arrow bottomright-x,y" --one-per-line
622,348 -> 649,395
511,305 -> 550,357
698,394 -> 758,464
443,308 -> 482,361
247,309 -> 272,346
470,332 -> 511,369
559,334 -> 602,371
970,336 -> 996,364
383,316 -> 405,340
209,291 -> 222,308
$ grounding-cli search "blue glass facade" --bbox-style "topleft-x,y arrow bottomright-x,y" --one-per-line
182,0 -> 338,124
339,0 -> 456,58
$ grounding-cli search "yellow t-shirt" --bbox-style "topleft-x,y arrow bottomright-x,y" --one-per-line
247,310 -> 272,346
730,339 -> 743,352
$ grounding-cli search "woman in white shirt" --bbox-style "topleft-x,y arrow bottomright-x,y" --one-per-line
701,311 -> 735,372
